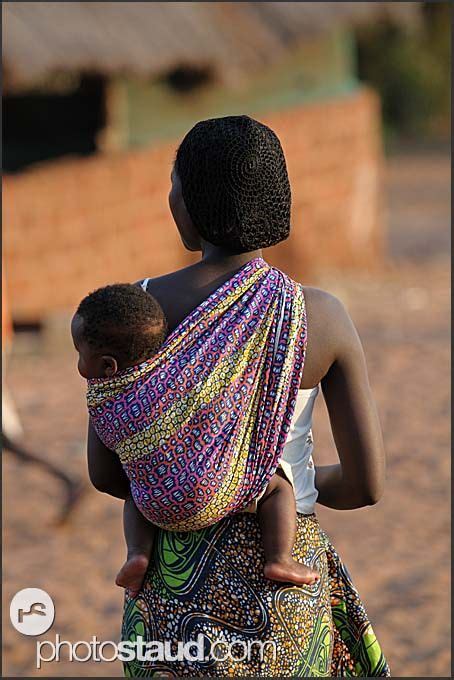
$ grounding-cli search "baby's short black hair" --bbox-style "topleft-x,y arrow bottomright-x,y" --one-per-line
76,284 -> 167,365
175,115 -> 291,253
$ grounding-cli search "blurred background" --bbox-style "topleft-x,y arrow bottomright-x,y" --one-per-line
2,2 -> 450,676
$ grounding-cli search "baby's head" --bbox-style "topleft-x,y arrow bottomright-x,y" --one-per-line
71,284 -> 167,379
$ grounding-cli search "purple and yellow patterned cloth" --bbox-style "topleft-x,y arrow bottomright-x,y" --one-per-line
87,258 -> 307,531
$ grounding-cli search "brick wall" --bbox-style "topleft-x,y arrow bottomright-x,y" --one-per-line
3,86 -> 384,322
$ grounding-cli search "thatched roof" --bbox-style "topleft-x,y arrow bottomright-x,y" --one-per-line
3,1 -> 421,90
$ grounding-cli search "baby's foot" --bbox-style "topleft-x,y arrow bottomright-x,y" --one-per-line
115,553 -> 149,596
264,558 -> 319,585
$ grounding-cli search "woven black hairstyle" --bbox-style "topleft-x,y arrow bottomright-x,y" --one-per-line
174,115 -> 291,253
76,284 -> 167,364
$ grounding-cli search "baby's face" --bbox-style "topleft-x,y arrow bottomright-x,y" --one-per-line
71,314 -> 117,380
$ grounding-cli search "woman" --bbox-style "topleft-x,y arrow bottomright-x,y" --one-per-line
88,116 -> 389,677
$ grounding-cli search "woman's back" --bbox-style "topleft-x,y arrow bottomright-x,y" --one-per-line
143,256 -> 385,510
140,260 -> 323,521
142,258 -> 340,390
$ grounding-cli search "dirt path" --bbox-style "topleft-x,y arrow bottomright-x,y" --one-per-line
2,151 -> 450,677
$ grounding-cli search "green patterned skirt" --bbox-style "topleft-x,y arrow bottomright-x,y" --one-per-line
122,513 -> 390,677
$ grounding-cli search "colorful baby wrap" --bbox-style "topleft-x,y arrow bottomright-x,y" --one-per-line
87,258 -> 307,531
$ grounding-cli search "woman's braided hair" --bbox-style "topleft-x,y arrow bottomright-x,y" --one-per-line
175,115 -> 291,253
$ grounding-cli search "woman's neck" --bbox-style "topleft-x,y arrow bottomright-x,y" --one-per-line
200,242 -> 263,271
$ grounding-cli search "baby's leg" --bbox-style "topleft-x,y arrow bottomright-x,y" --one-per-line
257,469 -> 319,585
115,493 -> 156,597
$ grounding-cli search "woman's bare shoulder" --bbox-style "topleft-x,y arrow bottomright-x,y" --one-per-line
300,286 -> 360,387
302,285 -> 346,311
302,285 -> 351,334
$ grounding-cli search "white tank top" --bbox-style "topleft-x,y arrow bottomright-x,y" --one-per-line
281,385 -> 320,515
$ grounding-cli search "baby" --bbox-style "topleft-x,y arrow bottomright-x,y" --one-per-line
72,283 -> 319,596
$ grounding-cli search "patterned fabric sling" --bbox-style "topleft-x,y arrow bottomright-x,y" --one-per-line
87,258 -> 307,531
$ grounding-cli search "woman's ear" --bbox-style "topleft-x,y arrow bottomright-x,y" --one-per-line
102,355 -> 118,377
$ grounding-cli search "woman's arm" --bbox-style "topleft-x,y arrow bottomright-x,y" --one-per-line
311,294 -> 386,510
87,419 -> 130,500
87,276 -> 147,500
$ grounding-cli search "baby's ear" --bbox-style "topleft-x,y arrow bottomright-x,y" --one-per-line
102,356 -> 118,377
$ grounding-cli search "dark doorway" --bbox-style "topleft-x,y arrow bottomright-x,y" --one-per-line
3,73 -> 106,173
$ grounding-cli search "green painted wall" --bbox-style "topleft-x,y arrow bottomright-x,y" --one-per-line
113,27 -> 359,148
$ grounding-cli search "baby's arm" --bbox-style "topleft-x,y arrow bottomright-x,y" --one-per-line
115,493 -> 156,597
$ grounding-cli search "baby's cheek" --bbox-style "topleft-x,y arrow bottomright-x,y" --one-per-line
78,356 -> 91,379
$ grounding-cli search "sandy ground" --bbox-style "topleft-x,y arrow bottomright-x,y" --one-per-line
2,150 -> 450,677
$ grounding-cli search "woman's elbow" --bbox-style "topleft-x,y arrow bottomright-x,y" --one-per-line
89,475 -> 110,494
362,456 -> 386,506
363,488 -> 383,506
350,489 -> 382,509
362,478 -> 385,506
89,472 -> 111,495
89,473 -> 128,499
